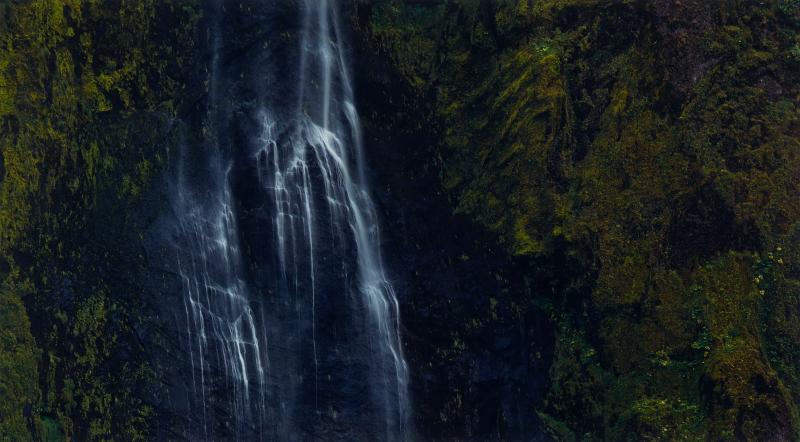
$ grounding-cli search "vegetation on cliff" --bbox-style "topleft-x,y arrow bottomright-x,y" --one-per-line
1,0 -> 798,440
358,0 -> 800,439
0,1 -> 198,439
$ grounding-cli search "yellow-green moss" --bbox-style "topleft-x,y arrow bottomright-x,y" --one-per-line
363,0 -> 800,438
0,283 -> 41,439
0,0 -> 199,438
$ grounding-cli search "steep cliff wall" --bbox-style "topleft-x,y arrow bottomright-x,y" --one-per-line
0,1 -> 199,439
1,1 -> 799,440
354,0 -> 800,439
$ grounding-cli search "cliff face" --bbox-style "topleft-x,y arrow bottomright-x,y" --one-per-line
0,1 -> 199,439
0,0 -> 799,440
353,0 -> 800,440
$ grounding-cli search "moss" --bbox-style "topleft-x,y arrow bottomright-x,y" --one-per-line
0,283 -> 41,440
361,0 -> 800,438
0,0 -> 199,438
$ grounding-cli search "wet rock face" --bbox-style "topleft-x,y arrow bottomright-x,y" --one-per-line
147,1 -> 409,440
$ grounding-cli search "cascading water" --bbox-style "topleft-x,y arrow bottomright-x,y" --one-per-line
172,139 -> 268,439
169,2 -> 268,438
166,1 -> 410,440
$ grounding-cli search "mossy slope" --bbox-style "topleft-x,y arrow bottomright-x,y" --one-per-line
358,0 -> 800,439
0,1 -> 198,439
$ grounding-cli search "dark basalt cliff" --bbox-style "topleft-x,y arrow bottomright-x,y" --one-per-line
1,1 -> 799,441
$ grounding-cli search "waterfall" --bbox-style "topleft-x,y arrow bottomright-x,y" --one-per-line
168,1 -> 410,440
